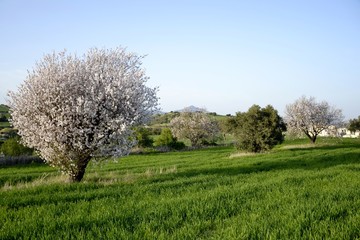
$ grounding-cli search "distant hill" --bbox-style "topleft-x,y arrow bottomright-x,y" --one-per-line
176,105 -> 207,113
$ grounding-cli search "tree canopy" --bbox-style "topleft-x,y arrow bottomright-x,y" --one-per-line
170,110 -> 220,147
348,116 -> 360,133
228,104 -> 286,153
9,47 -> 158,182
285,96 -> 344,143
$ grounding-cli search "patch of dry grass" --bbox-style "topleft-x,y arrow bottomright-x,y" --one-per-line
280,143 -> 335,150
229,152 -> 260,159
1,174 -> 67,191
84,165 -> 178,185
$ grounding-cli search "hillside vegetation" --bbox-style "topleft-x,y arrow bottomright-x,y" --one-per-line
0,104 -> 10,129
1,138 -> 360,239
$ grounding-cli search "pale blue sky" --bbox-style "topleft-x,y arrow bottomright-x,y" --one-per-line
0,0 -> 359,119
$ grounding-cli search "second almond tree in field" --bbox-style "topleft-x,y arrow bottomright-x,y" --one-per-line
285,96 -> 344,143
170,109 -> 221,147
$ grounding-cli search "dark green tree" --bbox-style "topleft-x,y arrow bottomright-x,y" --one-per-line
154,128 -> 185,150
228,105 -> 286,153
348,116 -> 360,133
135,127 -> 154,148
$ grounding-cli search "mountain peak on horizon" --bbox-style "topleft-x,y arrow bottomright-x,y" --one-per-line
177,105 -> 207,113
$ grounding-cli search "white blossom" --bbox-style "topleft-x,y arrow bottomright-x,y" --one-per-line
170,110 -> 220,147
8,47 -> 158,182
285,96 -> 343,143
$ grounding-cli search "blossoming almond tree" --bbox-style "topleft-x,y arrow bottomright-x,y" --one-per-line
170,110 -> 220,147
285,96 -> 343,143
9,47 -> 158,182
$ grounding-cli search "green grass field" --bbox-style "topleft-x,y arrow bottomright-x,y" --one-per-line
1,138 -> 360,239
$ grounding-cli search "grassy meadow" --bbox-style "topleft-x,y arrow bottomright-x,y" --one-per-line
1,137 -> 360,239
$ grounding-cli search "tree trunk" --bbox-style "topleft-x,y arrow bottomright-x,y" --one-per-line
304,131 -> 317,144
68,156 -> 91,183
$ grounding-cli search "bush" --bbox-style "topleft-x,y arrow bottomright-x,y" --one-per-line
349,116 -> 360,132
154,128 -> 174,146
1,137 -> 33,156
229,105 -> 286,153
154,128 -> 185,150
135,127 -> 154,148
149,127 -> 162,135
169,140 -> 186,150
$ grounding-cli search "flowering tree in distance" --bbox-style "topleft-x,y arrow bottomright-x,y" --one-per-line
285,96 -> 343,143
9,47 -> 158,182
170,109 -> 220,147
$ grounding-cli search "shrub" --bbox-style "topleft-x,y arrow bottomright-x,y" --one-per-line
135,127 -> 154,148
349,116 -> 360,133
1,137 -> 33,156
154,128 -> 185,150
229,105 -> 286,153
149,127 -> 162,135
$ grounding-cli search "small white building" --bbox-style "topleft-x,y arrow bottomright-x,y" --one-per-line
319,126 -> 360,138
338,128 -> 360,138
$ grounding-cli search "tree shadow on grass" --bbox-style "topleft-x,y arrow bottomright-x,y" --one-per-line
172,146 -> 360,179
283,142 -> 360,152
